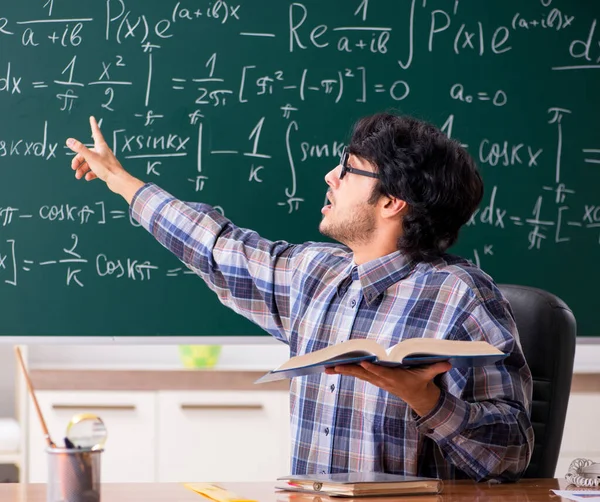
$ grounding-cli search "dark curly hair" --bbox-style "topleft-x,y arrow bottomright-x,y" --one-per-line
348,112 -> 483,262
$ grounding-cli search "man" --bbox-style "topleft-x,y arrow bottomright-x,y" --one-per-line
66,112 -> 533,482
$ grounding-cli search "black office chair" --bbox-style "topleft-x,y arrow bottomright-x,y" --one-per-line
499,284 -> 576,479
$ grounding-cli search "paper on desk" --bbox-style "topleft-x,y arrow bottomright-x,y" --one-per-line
552,490 -> 600,501
184,483 -> 258,502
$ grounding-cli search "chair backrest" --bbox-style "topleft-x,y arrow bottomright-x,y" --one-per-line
498,284 -> 576,479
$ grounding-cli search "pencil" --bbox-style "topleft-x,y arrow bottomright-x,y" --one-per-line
14,346 -> 56,448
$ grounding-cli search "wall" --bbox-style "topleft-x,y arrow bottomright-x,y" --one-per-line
0,347 -> 16,417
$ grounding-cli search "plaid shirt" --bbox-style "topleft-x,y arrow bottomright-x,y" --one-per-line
131,184 -> 534,482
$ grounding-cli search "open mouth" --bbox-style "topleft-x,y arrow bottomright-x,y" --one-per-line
322,192 -> 333,214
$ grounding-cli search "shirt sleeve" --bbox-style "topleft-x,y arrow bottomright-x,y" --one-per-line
129,183 -> 305,343
414,297 -> 534,482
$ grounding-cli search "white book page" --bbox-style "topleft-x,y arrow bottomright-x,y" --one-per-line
275,339 -> 385,371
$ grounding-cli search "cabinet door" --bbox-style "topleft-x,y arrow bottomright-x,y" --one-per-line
157,391 -> 290,482
557,393 -> 600,477
28,391 -> 156,482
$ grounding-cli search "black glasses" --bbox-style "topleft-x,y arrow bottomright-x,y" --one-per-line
339,147 -> 378,180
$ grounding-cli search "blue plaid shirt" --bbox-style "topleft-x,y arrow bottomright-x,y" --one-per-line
131,184 -> 534,482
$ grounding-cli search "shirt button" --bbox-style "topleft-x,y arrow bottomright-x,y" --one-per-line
330,384 -> 335,392
324,427 -> 330,436
350,299 -> 356,307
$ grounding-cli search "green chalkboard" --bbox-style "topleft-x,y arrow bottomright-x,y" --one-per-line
0,1 -> 598,338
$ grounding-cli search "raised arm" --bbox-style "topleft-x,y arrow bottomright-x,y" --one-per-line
66,117 -> 303,342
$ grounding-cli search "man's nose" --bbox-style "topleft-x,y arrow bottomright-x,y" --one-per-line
324,165 -> 341,187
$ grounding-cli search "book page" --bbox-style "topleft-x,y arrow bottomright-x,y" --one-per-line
385,338 -> 503,363
275,339 -> 386,371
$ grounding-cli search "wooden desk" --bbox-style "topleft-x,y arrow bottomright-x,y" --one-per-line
0,479 -> 583,501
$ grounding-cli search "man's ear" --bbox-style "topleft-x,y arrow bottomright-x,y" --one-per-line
380,196 -> 407,219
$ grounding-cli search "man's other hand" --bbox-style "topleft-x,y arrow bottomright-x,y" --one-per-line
325,361 -> 451,417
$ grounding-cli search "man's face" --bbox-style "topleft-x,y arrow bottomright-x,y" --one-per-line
319,151 -> 380,247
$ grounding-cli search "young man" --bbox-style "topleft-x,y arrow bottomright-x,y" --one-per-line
66,113 -> 533,482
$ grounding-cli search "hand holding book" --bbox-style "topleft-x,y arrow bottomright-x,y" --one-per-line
325,359 -> 452,417
256,337 -> 506,384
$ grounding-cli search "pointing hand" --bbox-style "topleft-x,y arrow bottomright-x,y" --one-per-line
67,116 -> 144,203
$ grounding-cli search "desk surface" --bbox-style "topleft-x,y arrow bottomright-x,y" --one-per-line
0,479 -> 585,501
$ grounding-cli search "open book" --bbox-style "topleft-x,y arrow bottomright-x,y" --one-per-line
276,472 -> 442,497
255,338 -> 507,383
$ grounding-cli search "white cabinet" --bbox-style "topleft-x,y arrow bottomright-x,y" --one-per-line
27,388 -> 291,483
28,391 -> 156,483
556,393 -> 600,478
157,391 -> 290,482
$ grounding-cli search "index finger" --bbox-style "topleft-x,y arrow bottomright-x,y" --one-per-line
89,116 -> 106,146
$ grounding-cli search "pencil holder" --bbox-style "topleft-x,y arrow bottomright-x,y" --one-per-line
46,447 -> 102,502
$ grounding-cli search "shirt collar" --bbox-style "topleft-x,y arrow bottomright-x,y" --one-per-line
356,251 -> 416,305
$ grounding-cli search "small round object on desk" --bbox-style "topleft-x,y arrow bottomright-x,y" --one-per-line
65,413 -> 107,450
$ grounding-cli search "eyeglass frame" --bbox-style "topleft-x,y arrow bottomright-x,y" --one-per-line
339,147 -> 378,180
